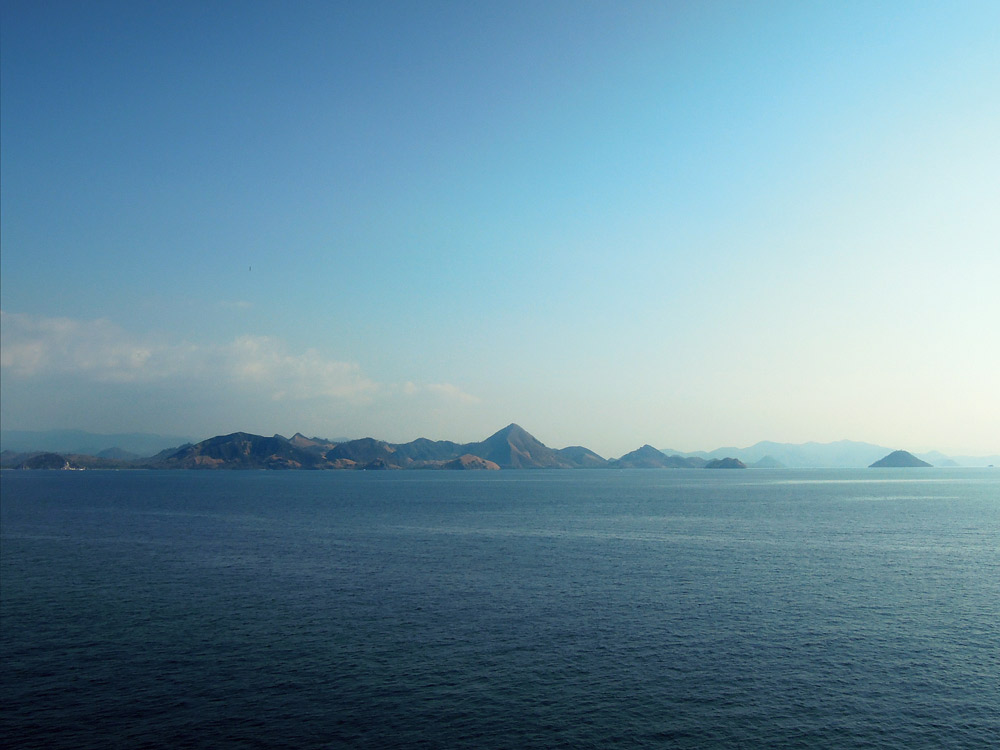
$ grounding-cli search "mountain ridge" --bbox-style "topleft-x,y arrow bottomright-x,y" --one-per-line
1,429 -> 194,457
142,424 -> 605,471
3,428 -> 996,470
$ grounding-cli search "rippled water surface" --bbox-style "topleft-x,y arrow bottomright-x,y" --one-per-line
2,469 -> 998,748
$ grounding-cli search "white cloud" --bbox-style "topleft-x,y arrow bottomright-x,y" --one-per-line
223,335 -> 376,402
0,311 -> 376,403
0,311 -> 480,418
0,311 -> 184,382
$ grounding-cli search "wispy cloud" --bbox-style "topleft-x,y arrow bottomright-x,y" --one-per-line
0,311 -> 180,382
0,311 -> 374,403
224,335 -> 376,402
0,311 -> 478,412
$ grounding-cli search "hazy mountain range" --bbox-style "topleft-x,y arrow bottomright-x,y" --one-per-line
0,429 -> 193,458
2,426 -> 997,470
659,440 -> 998,469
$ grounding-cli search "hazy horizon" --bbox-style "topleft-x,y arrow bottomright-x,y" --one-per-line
2,2 -> 998,459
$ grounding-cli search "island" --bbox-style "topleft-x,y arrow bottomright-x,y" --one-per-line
869,450 -> 932,468
704,457 -> 747,469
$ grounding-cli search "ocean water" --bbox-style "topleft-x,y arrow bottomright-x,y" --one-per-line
1,469 -> 998,749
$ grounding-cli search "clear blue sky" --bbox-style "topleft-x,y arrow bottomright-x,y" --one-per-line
2,0 -> 998,457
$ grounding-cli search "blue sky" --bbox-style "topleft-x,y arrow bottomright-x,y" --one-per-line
2,0 -> 998,457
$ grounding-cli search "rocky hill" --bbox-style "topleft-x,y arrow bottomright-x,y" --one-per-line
157,433 -> 326,469
556,445 -> 608,468
440,454 -> 501,470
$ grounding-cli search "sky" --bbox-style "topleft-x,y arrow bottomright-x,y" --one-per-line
2,0 -> 998,458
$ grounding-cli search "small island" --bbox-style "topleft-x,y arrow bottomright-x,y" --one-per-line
704,457 -> 747,469
869,450 -> 932,468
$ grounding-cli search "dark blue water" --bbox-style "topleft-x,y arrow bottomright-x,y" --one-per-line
2,469 -> 998,749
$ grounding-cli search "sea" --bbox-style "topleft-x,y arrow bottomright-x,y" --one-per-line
1,469 -> 997,749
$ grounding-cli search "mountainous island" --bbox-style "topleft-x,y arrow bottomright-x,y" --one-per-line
609,445 -> 706,469
869,450 -> 933,468
2,426 -> 993,471
2,424 -> 578,471
1,424 -> 741,472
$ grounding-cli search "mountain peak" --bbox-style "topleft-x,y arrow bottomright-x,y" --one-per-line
476,424 -> 566,468
489,423 -> 529,439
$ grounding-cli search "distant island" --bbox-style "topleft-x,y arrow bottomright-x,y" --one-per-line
704,457 -> 747,469
750,455 -> 785,469
3,426 -> 995,471
869,450 -> 932,468
610,445 -> 705,469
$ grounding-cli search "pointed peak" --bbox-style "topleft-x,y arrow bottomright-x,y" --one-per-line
629,444 -> 665,455
869,450 -> 932,468
485,423 -> 530,441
